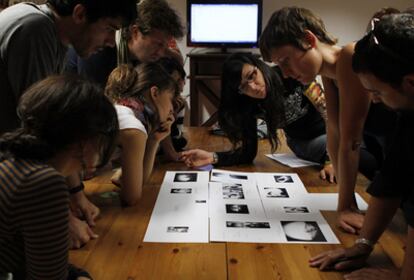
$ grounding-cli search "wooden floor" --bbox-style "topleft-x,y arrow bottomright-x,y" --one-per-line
70,127 -> 407,280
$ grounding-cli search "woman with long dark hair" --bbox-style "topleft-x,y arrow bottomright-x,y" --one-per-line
0,75 -> 119,279
181,53 -> 334,180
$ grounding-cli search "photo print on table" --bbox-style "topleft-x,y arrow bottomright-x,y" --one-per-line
274,175 -> 294,183
265,187 -> 289,198
225,204 -> 249,214
281,221 -> 327,242
171,188 -> 192,194
167,226 -> 189,233
226,221 -> 271,229
283,206 -> 310,213
222,184 -> 245,199
212,172 -> 248,180
174,172 -> 197,182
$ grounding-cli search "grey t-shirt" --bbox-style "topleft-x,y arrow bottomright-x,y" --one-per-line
0,3 -> 67,134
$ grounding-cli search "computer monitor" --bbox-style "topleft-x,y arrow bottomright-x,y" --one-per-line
187,0 -> 262,51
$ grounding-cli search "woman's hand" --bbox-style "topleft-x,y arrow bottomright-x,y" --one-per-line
320,163 -> 336,183
309,243 -> 372,271
150,115 -> 175,142
70,191 -> 100,227
180,149 -> 214,167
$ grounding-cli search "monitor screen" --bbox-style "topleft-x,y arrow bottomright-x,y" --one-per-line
187,0 -> 262,48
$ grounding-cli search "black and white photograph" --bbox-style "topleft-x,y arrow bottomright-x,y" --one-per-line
226,221 -> 271,229
212,172 -> 248,180
225,204 -> 249,214
274,175 -> 294,183
265,187 -> 289,198
171,188 -> 192,194
281,221 -> 327,242
222,184 -> 245,199
167,226 -> 189,233
244,222 -> 271,229
283,206 -> 310,213
174,172 -> 198,182
226,221 -> 245,228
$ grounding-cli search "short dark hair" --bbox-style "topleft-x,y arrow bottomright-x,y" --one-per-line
47,0 -> 137,25
260,7 -> 337,61
122,0 -> 184,41
353,13 -> 414,88
0,75 -> 119,165
219,53 -> 286,153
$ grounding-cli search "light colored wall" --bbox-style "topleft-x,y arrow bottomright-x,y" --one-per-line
168,0 -> 413,125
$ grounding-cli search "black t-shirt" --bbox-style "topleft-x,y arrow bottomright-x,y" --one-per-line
367,111 -> 414,227
217,75 -> 326,166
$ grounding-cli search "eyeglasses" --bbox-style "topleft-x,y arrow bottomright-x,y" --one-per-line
368,18 -> 407,65
238,66 -> 258,95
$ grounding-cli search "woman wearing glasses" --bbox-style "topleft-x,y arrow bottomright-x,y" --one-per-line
181,53 -> 336,181
259,7 -> 397,234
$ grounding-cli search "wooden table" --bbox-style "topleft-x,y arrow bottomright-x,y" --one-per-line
70,127 -> 407,280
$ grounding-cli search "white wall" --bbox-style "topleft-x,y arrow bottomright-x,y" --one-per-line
167,0 -> 413,124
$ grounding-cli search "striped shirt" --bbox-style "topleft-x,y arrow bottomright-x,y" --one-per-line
0,156 -> 69,279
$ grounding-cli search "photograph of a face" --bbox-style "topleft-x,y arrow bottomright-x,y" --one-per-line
274,175 -> 294,183
265,187 -> 289,198
283,206 -> 310,213
281,221 -> 326,242
222,184 -> 245,199
171,188 -> 192,194
225,204 -> 249,214
167,226 -> 189,233
174,173 -> 197,182
212,172 -> 248,180
226,221 -> 271,229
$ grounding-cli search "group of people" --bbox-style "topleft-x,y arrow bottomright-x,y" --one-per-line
0,1 -> 413,280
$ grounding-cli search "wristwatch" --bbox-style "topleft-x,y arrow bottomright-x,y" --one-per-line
355,238 -> 375,249
211,152 -> 219,164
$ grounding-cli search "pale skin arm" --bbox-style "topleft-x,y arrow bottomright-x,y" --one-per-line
336,44 -> 372,233
118,129 -> 147,206
322,76 -> 340,181
309,196 -> 401,271
118,121 -> 173,206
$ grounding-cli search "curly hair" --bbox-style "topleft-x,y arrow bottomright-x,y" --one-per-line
0,74 -> 118,165
121,0 -> 184,42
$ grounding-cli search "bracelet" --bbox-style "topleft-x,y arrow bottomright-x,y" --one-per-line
211,152 -> 219,164
69,182 -> 85,195
355,238 -> 375,249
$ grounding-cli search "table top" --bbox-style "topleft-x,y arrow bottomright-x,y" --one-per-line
70,127 -> 407,280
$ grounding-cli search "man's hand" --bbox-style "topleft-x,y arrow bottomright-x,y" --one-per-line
309,243 -> 372,271
338,209 -> 365,234
320,163 -> 336,183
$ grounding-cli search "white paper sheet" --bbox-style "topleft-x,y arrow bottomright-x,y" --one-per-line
266,153 -> 319,168
305,193 -> 368,211
210,169 -> 256,185
144,171 -> 209,243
